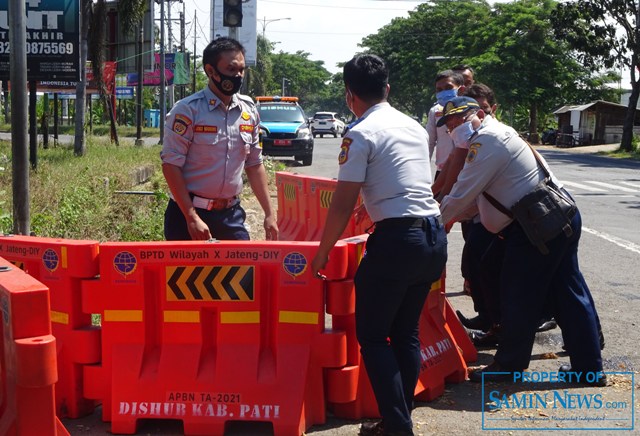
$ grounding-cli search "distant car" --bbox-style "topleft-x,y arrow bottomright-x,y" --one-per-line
311,112 -> 345,138
256,96 -> 314,166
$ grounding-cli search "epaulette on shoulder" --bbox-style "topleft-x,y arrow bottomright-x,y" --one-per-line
237,93 -> 256,105
182,90 -> 206,104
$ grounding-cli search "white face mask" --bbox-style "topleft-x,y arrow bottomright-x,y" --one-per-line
345,89 -> 355,115
449,120 -> 476,148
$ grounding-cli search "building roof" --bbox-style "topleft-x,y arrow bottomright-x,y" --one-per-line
553,100 -> 627,115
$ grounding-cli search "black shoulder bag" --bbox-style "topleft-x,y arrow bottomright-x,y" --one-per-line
483,142 -> 577,255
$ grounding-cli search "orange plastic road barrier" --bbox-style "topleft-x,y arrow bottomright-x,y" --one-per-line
276,172 -> 309,241
0,235 -> 101,419
82,240 -> 349,435
304,177 -> 358,241
413,276 -> 468,402
0,256 -> 69,436
443,297 -> 477,363
325,236 -> 468,419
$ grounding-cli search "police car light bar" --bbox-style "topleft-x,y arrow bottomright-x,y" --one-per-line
255,96 -> 299,103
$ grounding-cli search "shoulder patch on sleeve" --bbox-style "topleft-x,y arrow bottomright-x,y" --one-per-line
466,142 -> 482,163
338,138 -> 352,165
172,114 -> 192,136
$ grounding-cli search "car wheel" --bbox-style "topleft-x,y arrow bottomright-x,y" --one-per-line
320,134 -> 324,138
312,133 -> 316,138
301,154 -> 313,166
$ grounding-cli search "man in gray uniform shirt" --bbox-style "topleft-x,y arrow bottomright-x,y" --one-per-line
161,37 -> 278,241
439,97 -> 605,386
312,54 -> 447,436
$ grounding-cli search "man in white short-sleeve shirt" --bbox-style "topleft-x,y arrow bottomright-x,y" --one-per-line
312,54 -> 447,436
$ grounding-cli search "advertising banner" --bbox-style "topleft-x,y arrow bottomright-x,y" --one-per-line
0,0 -> 81,81
126,52 -> 190,86
39,61 -> 116,94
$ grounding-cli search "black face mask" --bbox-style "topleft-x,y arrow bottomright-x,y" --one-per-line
210,67 -> 243,96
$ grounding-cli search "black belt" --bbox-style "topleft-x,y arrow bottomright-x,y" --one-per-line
375,216 -> 443,229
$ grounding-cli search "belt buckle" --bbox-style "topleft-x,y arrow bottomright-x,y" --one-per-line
209,198 -> 225,211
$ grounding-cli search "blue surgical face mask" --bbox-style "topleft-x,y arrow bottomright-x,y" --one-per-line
436,89 -> 458,106
449,119 -> 476,148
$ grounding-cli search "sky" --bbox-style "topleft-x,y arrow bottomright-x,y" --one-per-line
180,0 -> 425,74
175,0 -> 631,85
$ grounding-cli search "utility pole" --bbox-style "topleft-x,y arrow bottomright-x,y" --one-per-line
180,6 -> 185,99
9,0 -> 29,234
167,0 -> 174,108
135,20 -> 144,145
193,12 -> 197,93
159,0 -> 166,145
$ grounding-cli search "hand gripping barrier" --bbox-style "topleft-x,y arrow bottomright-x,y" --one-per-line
325,235 -> 469,419
275,172 -> 309,241
0,257 -> 69,435
82,240 -> 348,435
0,235 -> 101,419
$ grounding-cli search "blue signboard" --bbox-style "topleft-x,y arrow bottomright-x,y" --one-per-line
0,0 -> 81,81
116,87 -> 134,99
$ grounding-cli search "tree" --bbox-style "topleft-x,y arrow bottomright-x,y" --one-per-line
89,0 -> 119,145
249,35 -> 275,97
552,0 -> 639,152
465,0 -> 594,141
73,0 -> 92,156
268,51 -> 332,108
361,0 -> 492,119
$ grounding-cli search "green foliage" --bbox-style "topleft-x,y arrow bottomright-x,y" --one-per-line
0,138 -> 167,241
267,51 -> 332,109
551,0 -> 640,152
117,0 -> 147,37
362,0 -> 491,119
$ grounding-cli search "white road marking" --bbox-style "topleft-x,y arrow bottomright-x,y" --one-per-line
583,227 -> 640,255
561,181 -> 607,192
620,181 -> 640,189
586,181 -> 639,193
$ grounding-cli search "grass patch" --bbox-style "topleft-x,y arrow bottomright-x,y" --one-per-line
0,136 -> 284,241
598,141 -> 640,161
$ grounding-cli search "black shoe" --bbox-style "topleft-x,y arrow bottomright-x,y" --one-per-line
470,329 -> 500,348
468,362 -> 518,383
536,318 -> 557,332
558,364 -> 607,387
359,421 -> 384,436
359,421 -> 413,436
456,310 -> 491,331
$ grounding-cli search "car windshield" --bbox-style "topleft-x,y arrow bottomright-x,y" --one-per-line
314,113 -> 333,120
258,105 -> 306,123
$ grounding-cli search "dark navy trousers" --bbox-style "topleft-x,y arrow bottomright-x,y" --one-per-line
164,199 -> 250,241
495,208 -> 603,372
354,216 -> 447,433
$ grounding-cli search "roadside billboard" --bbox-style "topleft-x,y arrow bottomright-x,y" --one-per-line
210,0 -> 257,66
0,0 -> 81,81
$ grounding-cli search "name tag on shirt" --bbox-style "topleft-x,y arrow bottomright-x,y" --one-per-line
194,125 -> 218,133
